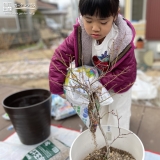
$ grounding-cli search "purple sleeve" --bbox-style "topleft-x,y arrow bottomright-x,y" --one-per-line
49,31 -> 75,95
100,47 -> 137,93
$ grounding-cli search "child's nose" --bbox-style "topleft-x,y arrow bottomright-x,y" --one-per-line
92,24 -> 100,32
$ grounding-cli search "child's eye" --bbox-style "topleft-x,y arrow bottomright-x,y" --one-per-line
86,20 -> 92,23
101,22 -> 107,25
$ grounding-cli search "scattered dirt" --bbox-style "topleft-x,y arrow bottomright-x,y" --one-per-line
145,69 -> 160,77
0,49 -> 53,62
0,48 -> 53,89
84,146 -> 135,160
0,77 -> 49,90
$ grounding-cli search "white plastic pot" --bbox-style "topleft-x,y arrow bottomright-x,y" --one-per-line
70,125 -> 145,160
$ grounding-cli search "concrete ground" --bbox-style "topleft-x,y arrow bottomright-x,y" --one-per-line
0,48 -> 160,154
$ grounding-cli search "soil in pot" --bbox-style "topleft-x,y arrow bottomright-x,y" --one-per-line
84,146 -> 135,160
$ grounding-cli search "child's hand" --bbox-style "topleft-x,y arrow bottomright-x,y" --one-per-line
60,94 -> 66,99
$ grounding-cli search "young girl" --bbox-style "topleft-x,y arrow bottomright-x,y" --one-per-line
49,0 -> 136,130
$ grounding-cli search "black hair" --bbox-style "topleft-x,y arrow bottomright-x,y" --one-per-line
79,0 -> 119,18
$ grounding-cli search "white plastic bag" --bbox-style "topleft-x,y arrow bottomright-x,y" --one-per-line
64,66 -> 113,127
132,70 -> 157,100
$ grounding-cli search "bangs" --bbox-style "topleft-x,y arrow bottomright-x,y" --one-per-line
79,0 -> 119,18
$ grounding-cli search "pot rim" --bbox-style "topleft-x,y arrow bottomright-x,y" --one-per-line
69,125 -> 145,160
2,88 -> 52,110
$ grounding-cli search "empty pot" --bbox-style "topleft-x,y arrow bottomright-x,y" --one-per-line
3,88 -> 52,145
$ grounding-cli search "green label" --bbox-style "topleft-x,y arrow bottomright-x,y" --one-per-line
23,140 -> 60,160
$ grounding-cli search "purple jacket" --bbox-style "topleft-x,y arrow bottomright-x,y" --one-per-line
49,15 -> 136,95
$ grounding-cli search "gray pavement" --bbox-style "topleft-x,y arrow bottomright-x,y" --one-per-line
0,84 -> 160,153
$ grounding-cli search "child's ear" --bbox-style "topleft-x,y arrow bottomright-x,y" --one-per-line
114,16 -> 117,21
114,8 -> 120,21
118,7 -> 120,14
114,15 -> 118,21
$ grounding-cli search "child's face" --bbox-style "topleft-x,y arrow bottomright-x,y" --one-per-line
82,14 -> 115,43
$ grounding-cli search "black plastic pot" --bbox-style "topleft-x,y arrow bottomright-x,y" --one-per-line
2,88 -> 52,145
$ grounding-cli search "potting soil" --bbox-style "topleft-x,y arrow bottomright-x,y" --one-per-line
84,146 -> 135,160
